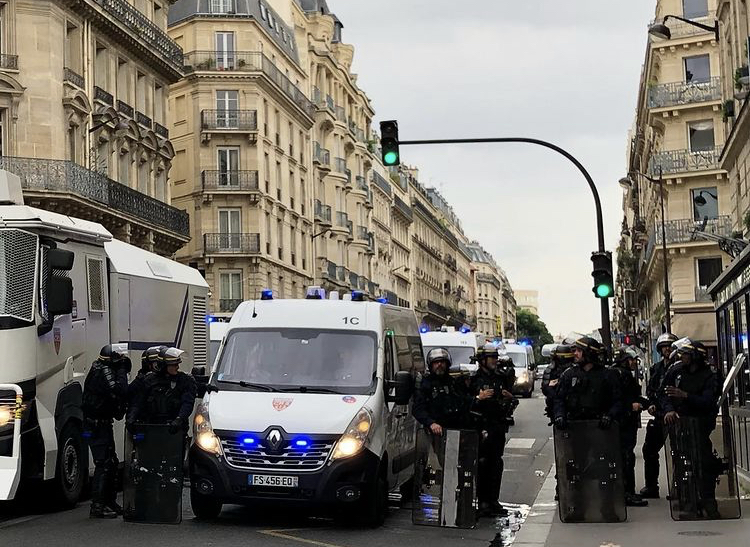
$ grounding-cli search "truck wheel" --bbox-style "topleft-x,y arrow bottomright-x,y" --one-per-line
358,467 -> 388,528
190,488 -> 222,520
52,422 -> 86,507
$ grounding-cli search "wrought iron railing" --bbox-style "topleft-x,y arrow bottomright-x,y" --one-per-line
371,171 -> 392,196
91,0 -> 183,71
94,86 -> 114,106
0,156 -> 189,236
325,260 -> 338,279
647,77 -> 721,109
117,100 -> 134,118
425,299 -> 449,318
694,286 -> 712,302
219,299 -> 243,313
0,54 -> 18,70
335,211 -> 348,227
649,146 -> 723,175
334,157 -> 347,173
204,233 -> 261,254
201,109 -> 258,131
346,220 -> 354,239
655,215 -> 733,246
335,106 -> 347,123
63,67 -> 84,88
326,95 -> 334,112
349,271 -> 359,287
183,51 -> 313,116
202,170 -> 259,191
314,200 -> 332,223
355,175 -> 368,192
356,225 -> 368,241
336,266 -> 348,282
393,195 -> 413,221
154,122 -> 169,139
136,111 -> 152,129
314,142 -> 330,166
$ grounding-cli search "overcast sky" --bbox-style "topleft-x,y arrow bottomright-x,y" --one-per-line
331,0 -> 655,336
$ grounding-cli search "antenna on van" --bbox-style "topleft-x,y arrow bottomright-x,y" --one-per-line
251,267 -> 259,318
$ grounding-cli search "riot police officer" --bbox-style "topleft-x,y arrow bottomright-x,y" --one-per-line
471,343 -> 517,517
553,337 -> 622,429
82,344 -> 129,518
127,347 -> 197,434
640,333 -> 678,498
542,344 -> 574,421
660,338 -> 720,518
611,347 -> 649,507
413,348 -> 492,435
127,346 -> 163,406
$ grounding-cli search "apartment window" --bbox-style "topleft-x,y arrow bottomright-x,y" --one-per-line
119,152 -> 130,186
95,44 -> 108,89
682,0 -> 708,19
276,161 -> 282,199
684,55 -> 710,83
278,277 -> 284,299
217,147 -> 240,186
263,100 -> 269,136
688,121 -> 714,152
265,212 -> 272,254
692,186 -> 719,220
275,110 -> 280,145
300,179 -> 306,215
211,0 -> 235,13
216,90 -> 239,127
136,72 -> 146,112
289,171 -> 296,209
218,209 -> 241,249
697,257 -> 722,289
220,271 -> 243,310
117,58 -> 128,102
289,122 -> 294,156
65,22 -> 83,74
264,152 -> 270,192
216,32 -> 235,69
290,228 -> 296,266
154,84 -> 164,124
277,219 -> 283,259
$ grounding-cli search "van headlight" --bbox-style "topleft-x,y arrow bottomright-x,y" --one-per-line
193,403 -> 221,456
331,408 -> 372,461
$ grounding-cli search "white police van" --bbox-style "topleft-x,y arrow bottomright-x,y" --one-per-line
420,326 -> 479,368
189,288 -> 424,526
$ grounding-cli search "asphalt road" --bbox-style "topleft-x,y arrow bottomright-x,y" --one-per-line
0,381 -> 554,547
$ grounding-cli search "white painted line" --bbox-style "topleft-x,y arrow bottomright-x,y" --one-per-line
259,529 -> 347,547
511,464 -> 556,547
0,515 -> 43,529
506,438 -> 536,449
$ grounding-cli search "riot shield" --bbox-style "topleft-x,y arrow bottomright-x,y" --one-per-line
123,424 -> 184,524
553,420 -> 627,523
413,428 -> 479,528
664,414 -> 741,521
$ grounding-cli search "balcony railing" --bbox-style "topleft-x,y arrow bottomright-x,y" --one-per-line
90,0 -> 183,71
204,233 -> 261,254
336,266 -> 348,282
326,95 -> 335,112
0,156 -> 189,236
349,271 -> 359,288
219,299 -> 243,313
314,142 -> 330,166
154,122 -> 169,139
356,128 -> 366,143
324,260 -> 338,279
202,170 -> 259,191
63,67 -> 84,88
335,211 -> 348,227
136,111 -> 152,129
355,175 -> 368,192
695,286 -> 712,302
647,77 -> 721,109
314,200 -> 332,223
655,215 -> 733,246
649,146 -> 723,175
648,16 -> 714,39
425,299 -> 450,318
183,51 -> 314,117
312,86 -> 323,107
346,220 -> 354,239
393,195 -> 413,222
334,157 -> 347,173
117,100 -> 134,118
94,86 -> 114,106
0,54 -> 18,70
201,109 -> 258,131
356,225 -> 368,241
372,171 -> 392,196
335,106 -> 347,123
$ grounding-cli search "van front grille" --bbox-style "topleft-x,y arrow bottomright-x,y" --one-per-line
220,437 -> 336,472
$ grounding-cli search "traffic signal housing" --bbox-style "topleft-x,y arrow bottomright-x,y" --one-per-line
591,251 -> 614,299
380,120 -> 400,166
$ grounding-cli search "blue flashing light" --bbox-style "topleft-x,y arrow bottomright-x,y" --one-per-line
460,324 -> 471,334
376,297 -> 388,304
351,290 -> 365,302
240,436 -> 257,445
306,286 -> 326,300
206,315 -> 219,323
294,439 -> 310,448
261,289 -> 274,301
420,325 -> 430,334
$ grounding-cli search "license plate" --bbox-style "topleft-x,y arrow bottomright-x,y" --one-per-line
248,474 -> 299,488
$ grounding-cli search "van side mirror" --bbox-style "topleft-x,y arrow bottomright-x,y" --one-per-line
387,371 -> 413,405
191,366 -> 209,398
47,277 -> 74,316
48,248 -> 75,270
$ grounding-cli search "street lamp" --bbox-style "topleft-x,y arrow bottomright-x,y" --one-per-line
648,15 -> 719,42
624,167 -> 672,333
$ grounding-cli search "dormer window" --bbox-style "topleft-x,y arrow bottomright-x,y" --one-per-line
210,0 -> 234,14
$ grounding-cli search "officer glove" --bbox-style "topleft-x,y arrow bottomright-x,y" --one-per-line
553,417 -> 567,430
598,415 -> 613,430
168,417 -> 184,435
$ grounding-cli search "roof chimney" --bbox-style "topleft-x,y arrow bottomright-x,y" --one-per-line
0,170 -> 24,205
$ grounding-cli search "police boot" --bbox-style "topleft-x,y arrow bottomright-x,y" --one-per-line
90,503 -> 118,519
490,501 -> 509,517
107,501 -> 123,515
625,493 -> 648,507
638,486 -> 659,499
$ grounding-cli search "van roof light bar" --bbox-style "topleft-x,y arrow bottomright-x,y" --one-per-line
306,286 -> 326,300
351,290 -> 366,302
261,289 -> 273,300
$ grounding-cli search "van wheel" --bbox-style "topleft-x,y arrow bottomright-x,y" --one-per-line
358,467 -> 388,528
190,489 -> 222,520
52,422 -> 86,507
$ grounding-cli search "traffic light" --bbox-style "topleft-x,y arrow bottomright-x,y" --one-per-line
380,120 -> 400,166
591,251 -> 614,299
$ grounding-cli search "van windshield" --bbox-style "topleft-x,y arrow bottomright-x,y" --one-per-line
506,350 -> 528,369
424,345 -> 475,366
215,328 -> 377,394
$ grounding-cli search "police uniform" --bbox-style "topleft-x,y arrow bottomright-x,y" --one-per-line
553,364 -> 622,425
127,346 -> 163,408
82,345 -> 129,518
541,345 -> 574,421
412,370 -> 474,431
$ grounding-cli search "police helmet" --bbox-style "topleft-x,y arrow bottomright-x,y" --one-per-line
614,346 -> 638,364
154,346 -> 185,372
656,333 -> 678,351
99,344 -> 127,363
573,336 -> 605,362
551,344 -> 574,361
426,347 -> 452,370
142,345 -> 165,364
476,343 -> 499,362
498,354 -> 513,366
674,338 -> 708,362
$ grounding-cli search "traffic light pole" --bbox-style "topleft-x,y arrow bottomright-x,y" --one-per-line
399,137 -> 611,351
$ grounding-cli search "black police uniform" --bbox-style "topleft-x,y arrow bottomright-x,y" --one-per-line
611,359 -> 649,499
128,370 -> 197,432
542,360 -> 572,421
471,366 -> 517,509
82,353 -> 128,516
660,361 -> 720,512
641,356 -> 671,494
413,372 -> 474,431
553,363 -> 623,424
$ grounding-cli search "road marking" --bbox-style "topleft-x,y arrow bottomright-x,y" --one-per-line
259,529 -> 349,547
0,515 -> 43,529
506,438 -> 535,449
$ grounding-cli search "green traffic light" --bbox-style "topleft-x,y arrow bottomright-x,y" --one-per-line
596,284 -> 613,298
384,151 -> 399,165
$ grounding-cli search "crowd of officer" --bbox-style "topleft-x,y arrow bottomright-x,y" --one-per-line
413,343 -> 518,518
82,344 -> 196,519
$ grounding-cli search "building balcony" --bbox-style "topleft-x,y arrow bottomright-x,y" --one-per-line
649,146 -> 723,176
323,259 -> 338,280
644,215 -> 733,265
136,111 -> 152,130
354,175 -> 368,193
648,16 -> 715,40
393,195 -> 413,223
202,170 -> 259,192
314,200 -> 332,224
333,157 -> 347,173
0,156 -> 189,252
154,122 -> 169,139
117,100 -> 134,118
346,220 -> 354,240
0,54 -> 18,71
313,142 -> 330,168
647,77 -> 721,109
204,233 -> 261,255
335,211 -> 349,228
694,286 -> 712,303
422,299 -> 450,319
335,105 -> 347,123
371,171 -> 392,196
336,265 -> 348,283
94,86 -> 114,107
355,225 -> 369,242
219,299 -> 243,313
63,67 -> 84,89
201,109 -> 257,132
183,51 -> 313,117
74,0 -> 183,80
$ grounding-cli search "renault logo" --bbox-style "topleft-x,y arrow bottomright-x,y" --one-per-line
267,429 -> 283,451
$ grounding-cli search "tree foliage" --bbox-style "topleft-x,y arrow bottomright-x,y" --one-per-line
516,309 -> 554,363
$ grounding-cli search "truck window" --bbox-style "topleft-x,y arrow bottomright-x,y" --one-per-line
384,335 -> 395,380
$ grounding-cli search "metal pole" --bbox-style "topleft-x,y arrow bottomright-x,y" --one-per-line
657,167 -> 672,333
399,137 -> 611,350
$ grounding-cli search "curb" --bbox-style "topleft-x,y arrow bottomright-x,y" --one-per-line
512,464 -> 556,546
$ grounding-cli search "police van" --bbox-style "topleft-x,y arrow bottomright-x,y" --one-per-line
189,289 -> 423,526
420,326 -> 478,368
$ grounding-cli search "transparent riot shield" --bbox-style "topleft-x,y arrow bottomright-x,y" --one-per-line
123,424 -> 184,524
664,414 -> 741,521
553,420 -> 627,523
413,428 -> 479,528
